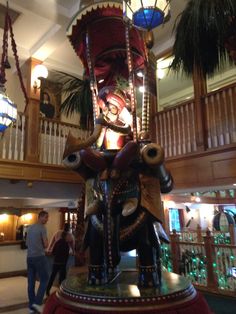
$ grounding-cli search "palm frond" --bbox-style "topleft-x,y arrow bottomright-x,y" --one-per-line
52,71 -> 93,129
171,0 -> 236,76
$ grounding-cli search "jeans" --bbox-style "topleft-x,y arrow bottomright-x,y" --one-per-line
27,255 -> 49,308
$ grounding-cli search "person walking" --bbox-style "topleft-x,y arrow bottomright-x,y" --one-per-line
26,210 -> 49,314
46,231 -> 70,296
47,222 -> 75,255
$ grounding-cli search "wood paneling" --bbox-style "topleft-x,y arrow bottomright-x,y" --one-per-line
170,166 -> 198,185
166,147 -> 236,190
212,158 -> 236,179
0,160 -> 83,183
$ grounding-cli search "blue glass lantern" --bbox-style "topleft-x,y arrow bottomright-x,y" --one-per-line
0,87 -> 17,132
123,0 -> 171,31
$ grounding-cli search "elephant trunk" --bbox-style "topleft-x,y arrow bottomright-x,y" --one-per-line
63,114 -> 131,159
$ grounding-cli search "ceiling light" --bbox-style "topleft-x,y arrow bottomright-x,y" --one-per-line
123,0 -> 171,31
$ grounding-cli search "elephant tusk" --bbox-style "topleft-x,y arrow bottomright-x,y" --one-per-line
63,122 -> 103,159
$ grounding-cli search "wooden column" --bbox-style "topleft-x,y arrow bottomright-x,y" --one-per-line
24,58 -> 42,162
170,230 -> 180,274
192,66 -> 207,151
203,230 -> 218,290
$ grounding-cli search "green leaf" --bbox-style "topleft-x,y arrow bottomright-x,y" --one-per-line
171,0 -> 236,76
52,71 -> 93,129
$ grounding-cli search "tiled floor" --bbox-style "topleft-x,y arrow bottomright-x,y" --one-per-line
0,276 -> 29,309
0,276 -> 47,313
0,266 -> 86,313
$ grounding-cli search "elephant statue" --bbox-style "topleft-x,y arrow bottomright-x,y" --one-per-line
63,133 -> 173,288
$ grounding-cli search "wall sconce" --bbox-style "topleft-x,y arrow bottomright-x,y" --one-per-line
22,213 -> 33,223
32,64 -> 48,93
0,213 -> 8,222
0,232 -> 5,241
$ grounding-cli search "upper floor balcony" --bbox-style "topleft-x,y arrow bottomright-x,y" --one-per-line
0,58 -> 236,191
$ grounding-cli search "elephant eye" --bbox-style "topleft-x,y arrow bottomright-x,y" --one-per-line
63,152 -> 81,169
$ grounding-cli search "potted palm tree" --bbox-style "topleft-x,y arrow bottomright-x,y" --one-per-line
171,0 -> 236,76
55,72 -> 93,130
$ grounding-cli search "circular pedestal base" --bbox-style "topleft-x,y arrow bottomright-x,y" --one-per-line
43,271 -> 211,314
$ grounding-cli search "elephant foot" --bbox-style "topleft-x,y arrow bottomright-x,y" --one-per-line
88,265 -> 107,285
138,265 -> 160,288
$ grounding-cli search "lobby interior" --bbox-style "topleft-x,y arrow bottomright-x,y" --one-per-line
0,0 -> 236,313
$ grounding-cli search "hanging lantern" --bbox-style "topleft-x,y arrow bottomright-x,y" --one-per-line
0,88 -> 17,132
0,1 -> 28,133
123,0 -> 171,31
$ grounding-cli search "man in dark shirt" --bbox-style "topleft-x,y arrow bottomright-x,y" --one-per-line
46,231 -> 70,296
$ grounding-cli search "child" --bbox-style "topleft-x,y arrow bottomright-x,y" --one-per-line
46,231 -> 70,296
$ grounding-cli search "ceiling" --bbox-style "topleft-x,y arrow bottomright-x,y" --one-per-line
0,0 -> 189,78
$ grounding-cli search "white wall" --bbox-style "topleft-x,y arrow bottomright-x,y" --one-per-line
5,70 -> 27,113
164,201 -> 215,231
0,245 -> 27,273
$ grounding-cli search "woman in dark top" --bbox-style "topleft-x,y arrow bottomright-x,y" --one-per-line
46,231 -> 70,296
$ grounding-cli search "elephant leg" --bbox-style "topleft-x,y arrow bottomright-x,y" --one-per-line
137,227 -> 159,288
156,245 -> 162,286
104,214 -> 121,282
87,220 -> 106,285
137,246 -> 159,288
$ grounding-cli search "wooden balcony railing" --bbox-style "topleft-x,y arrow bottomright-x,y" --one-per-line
155,100 -> 197,157
0,115 -> 89,166
1,82 -> 236,170
167,229 -> 236,296
204,83 -> 236,148
39,118 -> 90,165
0,112 -> 26,161
155,82 -> 236,159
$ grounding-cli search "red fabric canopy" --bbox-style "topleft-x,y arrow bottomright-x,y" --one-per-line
67,4 -> 146,88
